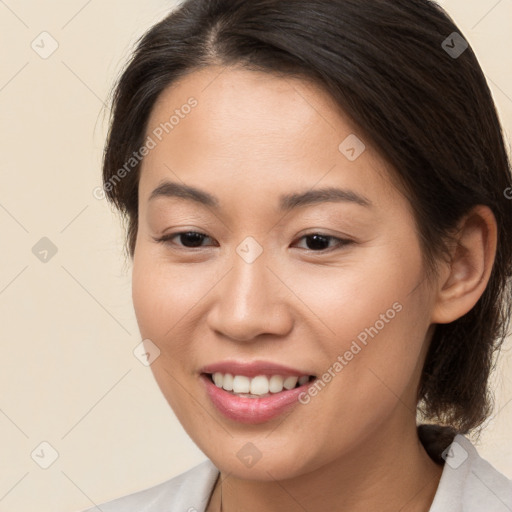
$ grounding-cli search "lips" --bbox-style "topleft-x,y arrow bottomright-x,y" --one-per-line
199,360 -> 318,423
200,360 -> 316,378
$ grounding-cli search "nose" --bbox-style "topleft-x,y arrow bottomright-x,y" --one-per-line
206,250 -> 293,342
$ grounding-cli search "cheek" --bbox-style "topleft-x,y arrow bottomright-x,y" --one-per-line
131,254 -> 200,418
288,243 -> 424,344
131,254 -> 193,389
290,242 -> 430,405
131,249 -> 205,341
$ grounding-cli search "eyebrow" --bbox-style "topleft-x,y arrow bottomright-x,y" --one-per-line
148,180 -> 372,210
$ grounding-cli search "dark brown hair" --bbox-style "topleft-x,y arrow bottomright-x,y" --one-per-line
101,0 -> 512,451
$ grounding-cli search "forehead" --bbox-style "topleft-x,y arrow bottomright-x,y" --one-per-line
145,67 -> 345,160
147,64 -> 346,132
139,65 -> 399,211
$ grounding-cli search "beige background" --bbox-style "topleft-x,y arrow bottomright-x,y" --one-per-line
0,1 -> 511,511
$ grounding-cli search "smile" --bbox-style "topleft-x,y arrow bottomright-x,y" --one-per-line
201,373 -> 318,424
208,372 -> 315,397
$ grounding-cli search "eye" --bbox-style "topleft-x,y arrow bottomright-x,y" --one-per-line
153,231 -> 215,248
293,233 -> 352,252
153,231 -> 352,252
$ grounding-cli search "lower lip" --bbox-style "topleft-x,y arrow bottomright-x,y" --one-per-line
200,373 -> 314,424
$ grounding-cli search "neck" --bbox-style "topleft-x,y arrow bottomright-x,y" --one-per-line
207,420 -> 444,512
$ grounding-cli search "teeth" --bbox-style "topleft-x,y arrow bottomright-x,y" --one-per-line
211,372 -> 312,397
212,372 -> 223,387
269,375 -> 284,393
222,373 -> 234,391
250,375 -> 269,395
283,376 -> 298,390
233,375 -> 250,393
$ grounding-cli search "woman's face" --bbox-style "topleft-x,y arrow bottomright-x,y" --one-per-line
132,65 -> 438,479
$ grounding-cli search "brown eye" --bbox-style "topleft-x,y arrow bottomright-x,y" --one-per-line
294,234 -> 352,252
154,231 -> 215,248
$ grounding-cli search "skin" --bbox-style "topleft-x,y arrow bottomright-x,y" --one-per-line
131,65 -> 497,512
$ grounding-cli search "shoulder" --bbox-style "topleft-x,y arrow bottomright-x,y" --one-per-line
78,458 -> 220,512
429,434 -> 512,512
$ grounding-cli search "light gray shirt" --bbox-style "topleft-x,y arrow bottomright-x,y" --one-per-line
79,435 -> 512,511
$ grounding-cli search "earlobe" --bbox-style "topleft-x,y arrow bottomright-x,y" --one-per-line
431,205 -> 497,324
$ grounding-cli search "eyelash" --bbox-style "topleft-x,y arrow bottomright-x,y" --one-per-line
152,231 -> 353,253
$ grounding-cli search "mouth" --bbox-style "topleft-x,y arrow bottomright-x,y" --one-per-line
202,372 -> 317,398
200,371 -> 318,423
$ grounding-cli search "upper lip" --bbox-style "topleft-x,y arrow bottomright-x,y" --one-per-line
200,360 -> 316,378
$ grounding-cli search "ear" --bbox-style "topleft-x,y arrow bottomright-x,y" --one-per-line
431,205 -> 497,324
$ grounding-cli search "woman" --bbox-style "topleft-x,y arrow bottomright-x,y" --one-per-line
82,0 -> 512,510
